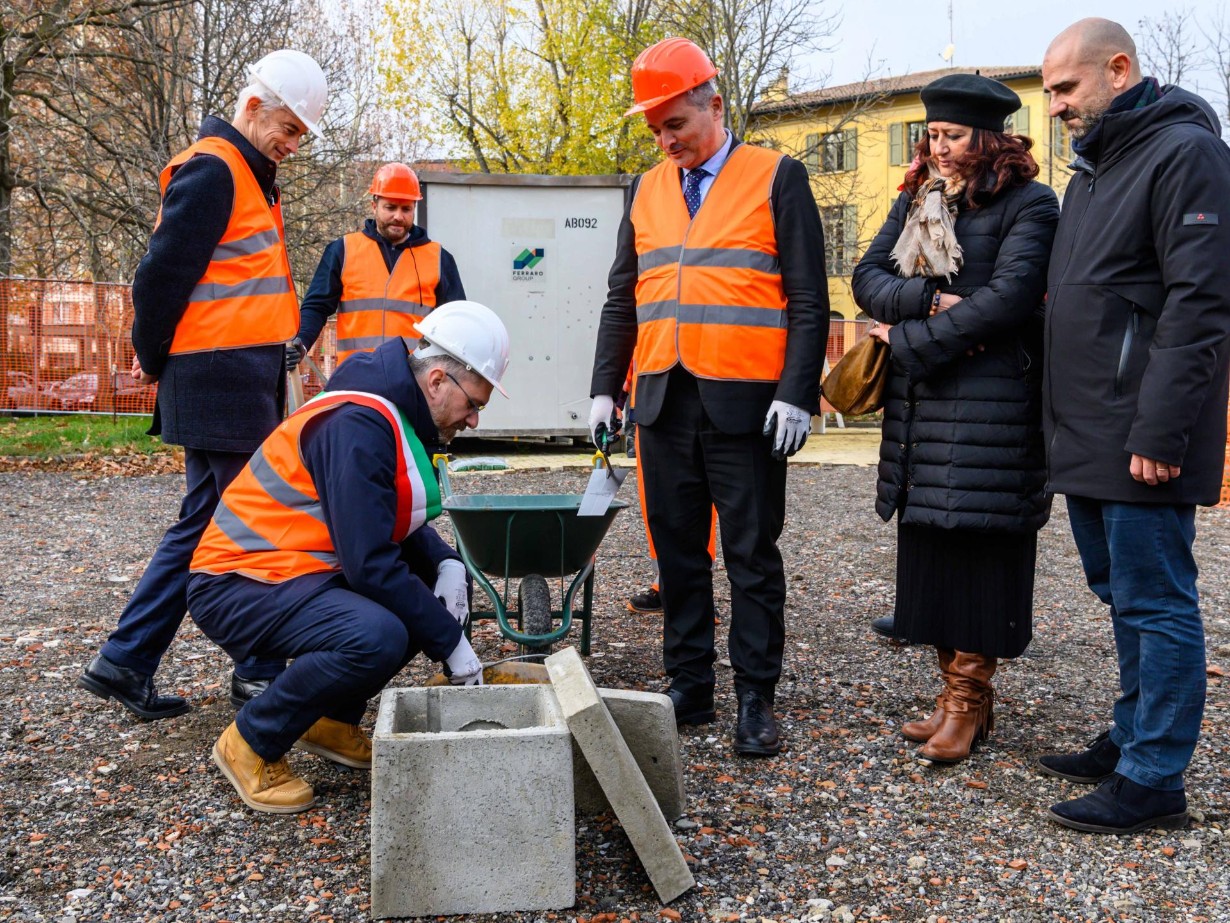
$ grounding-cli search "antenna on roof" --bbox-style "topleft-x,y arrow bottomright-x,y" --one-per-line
941,0 -> 955,66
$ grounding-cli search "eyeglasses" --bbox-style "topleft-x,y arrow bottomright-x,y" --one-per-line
445,372 -> 486,415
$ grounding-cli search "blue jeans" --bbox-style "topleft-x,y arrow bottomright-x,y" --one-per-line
1066,496 -> 1205,791
101,448 -> 284,681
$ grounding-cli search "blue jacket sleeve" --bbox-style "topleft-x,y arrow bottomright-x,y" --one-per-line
131,155 -> 234,377
296,238 -> 345,351
301,404 -> 464,661
435,248 -> 466,304
402,525 -> 461,572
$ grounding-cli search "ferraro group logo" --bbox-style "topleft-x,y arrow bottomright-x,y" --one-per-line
512,247 -> 545,280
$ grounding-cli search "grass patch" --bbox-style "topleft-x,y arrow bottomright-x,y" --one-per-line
0,414 -> 170,458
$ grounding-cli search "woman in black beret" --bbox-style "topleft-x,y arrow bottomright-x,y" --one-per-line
852,73 -> 1059,763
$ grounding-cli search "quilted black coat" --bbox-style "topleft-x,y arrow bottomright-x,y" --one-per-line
852,179 -> 1059,531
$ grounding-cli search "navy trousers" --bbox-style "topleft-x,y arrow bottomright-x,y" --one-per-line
100,447 -> 283,680
188,575 -> 422,761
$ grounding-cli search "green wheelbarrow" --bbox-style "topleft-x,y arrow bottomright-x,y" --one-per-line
436,456 -> 629,655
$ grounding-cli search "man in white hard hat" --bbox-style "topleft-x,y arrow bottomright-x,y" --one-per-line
185,302 -> 510,813
79,50 -> 329,722
288,162 -> 466,369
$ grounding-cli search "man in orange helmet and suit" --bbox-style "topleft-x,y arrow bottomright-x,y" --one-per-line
589,38 -> 828,756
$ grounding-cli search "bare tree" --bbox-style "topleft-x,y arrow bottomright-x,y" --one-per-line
6,0 -> 388,286
1202,5 -> 1230,135
0,0 -> 188,278
1137,8 -> 1204,86
657,0 -> 839,139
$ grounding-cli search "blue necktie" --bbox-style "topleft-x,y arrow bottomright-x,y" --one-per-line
683,168 -> 708,218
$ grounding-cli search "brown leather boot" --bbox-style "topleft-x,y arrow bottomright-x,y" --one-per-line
294,717 -> 372,769
919,651 -> 996,764
901,647 -> 955,742
212,721 -> 316,814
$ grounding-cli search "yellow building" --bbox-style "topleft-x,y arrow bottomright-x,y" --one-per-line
751,66 -> 1073,319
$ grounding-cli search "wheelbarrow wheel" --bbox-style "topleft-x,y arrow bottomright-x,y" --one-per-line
517,574 -> 553,659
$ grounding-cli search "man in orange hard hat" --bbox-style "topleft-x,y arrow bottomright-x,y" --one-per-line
290,162 -> 466,368
589,37 -> 828,756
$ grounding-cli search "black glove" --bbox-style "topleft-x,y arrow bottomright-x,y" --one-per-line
284,337 -> 307,371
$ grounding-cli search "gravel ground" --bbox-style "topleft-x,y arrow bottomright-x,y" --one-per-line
1,460 -> 1228,923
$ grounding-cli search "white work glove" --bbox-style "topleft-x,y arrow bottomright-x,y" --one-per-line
445,637 -> 484,686
588,395 -> 616,448
763,400 -> 811,461
433,559 -> 469,627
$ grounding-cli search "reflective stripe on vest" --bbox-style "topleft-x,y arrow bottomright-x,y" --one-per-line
189,391 -> 442,583
630,144 -> 788,382
159,136 -> 299,355
336,233 -> 441,364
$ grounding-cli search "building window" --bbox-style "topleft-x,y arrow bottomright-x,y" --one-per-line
804,132 -> 821,173
821,205 -> 858,276
889,121 -> 926,165
821,129 -> 857,172
1005,106 -> 1030,136
1051,115 -> 1072,161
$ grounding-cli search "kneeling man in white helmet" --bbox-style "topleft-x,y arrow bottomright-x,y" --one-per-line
186,301 -> 510,814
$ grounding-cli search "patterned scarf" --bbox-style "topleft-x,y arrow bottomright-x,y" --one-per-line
891,169 -> 966,280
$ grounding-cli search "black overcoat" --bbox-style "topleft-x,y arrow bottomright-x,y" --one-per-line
1043,87 -> 1230,506
853,179 -> 1059,531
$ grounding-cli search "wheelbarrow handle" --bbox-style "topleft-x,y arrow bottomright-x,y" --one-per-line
433,454 -> 453,497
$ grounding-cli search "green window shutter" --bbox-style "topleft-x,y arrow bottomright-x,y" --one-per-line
844,129 -> 857,170
1014,106 -> 1030,136
844,205 -> 858,273
889,122 -> 904,165
805,133 -> 820,173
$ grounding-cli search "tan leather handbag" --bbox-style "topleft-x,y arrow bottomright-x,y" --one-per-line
821,335 -> 889,415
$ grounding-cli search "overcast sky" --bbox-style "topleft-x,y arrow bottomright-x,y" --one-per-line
810,0 -> 1224,104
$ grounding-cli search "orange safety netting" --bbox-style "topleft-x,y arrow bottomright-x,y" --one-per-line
1,278 -> 333,415
1220,400 -> 1230,508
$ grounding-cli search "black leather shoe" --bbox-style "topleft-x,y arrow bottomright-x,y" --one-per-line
79,653 -> 189,721
666,686 -> 715,725
1049,773 -> 1188,834
1037,729 -> 1121,783
871,615 -> 908,642
230,672 -> 273,708
734,690 -> 781,757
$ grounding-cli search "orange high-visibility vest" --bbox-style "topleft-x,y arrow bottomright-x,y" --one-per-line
630,144 -> 788,382
190,390 -> 441,583
336,233 -> 441,364
159,136 -> 299,355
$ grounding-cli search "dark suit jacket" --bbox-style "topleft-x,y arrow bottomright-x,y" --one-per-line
590,141 -> 829,434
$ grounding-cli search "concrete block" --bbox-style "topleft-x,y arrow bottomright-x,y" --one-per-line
371,685 -> 575,919
546,647 -> 695,904
574,689 -> 685,820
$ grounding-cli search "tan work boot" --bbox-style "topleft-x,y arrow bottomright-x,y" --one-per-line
212,721 -> 316,814
294,717 -> 372,769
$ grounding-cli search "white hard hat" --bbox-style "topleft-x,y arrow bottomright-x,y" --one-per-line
414,301 -> 511,397
247,49 -> 328,137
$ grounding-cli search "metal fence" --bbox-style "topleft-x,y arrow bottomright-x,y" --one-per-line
1,277 -> 870,417
0,278 -> 334,414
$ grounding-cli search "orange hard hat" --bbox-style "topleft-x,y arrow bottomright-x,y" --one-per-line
624,37 -> 717,117
369,162 -> 422,203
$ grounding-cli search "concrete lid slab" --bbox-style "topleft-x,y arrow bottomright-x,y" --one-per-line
545,647 -> 695,904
